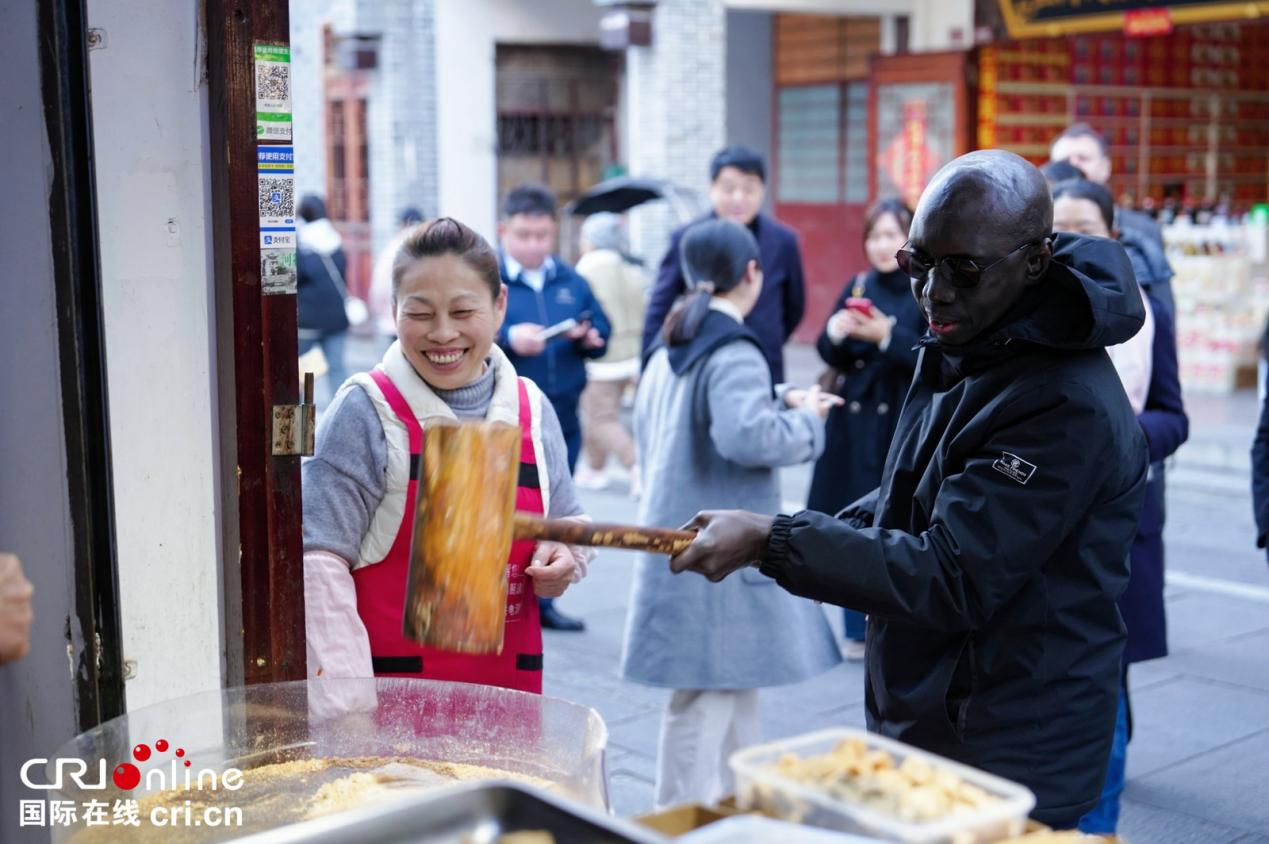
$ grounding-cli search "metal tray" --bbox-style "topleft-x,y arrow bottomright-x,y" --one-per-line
235,780 -> 668,844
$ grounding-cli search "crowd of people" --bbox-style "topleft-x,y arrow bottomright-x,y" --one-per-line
287,127 -> 1261,834
1,104 -> 1267,838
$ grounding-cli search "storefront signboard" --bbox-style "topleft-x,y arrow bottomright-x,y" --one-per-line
998,1 -> 1269,39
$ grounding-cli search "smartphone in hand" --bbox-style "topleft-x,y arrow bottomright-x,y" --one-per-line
537,318 -> 579,342
845,297 -> 875,317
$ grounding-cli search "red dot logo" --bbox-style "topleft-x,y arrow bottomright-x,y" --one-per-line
175,748 -> 185,758
155,739 -> 169,752
132,743 -> 151,762
184,761 -> 191,767
112,763 -> 140,791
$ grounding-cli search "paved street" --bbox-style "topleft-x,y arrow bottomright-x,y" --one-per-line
344,337 -> 1269,841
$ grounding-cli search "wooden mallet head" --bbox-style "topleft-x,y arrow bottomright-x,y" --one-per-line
403,421 -> 696,654
403,421 -> 522,654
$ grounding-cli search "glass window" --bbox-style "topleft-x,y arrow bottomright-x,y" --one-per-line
778,85 -> 840,203
843,82 -> 870,203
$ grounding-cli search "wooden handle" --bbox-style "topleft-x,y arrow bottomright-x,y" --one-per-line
513,513 -> 695,556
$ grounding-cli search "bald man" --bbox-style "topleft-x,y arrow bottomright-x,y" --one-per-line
671,151 -> 1149,827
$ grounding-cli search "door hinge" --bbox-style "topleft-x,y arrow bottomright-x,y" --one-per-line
271,372 -> 316,456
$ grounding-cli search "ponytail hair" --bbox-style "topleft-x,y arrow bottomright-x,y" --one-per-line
661,219 -> 760,346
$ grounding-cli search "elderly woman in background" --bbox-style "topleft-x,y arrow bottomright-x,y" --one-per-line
574,213 -> 648,495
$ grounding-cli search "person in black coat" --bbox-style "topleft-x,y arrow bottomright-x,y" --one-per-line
1052,177 -> 1188,833
297,194 -> 352,394
1254,320 -> 1269,563
640,146 -> 805,383
806,199 -> 923,658
669,151 -> 1150,828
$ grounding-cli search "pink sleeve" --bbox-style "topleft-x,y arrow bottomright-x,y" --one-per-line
304,551 -> 374,679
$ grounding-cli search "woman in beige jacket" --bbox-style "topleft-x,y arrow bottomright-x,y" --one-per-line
574,213 -> 648,493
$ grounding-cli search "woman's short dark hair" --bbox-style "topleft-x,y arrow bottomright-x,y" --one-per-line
1041,159 -> 1086,186
502,184 -> 557,219
1051,178 -> 1115,233
298,194 -> 327,222
661,218 -> 761,346
391,217 -> 501,302
863,197 -> 913,243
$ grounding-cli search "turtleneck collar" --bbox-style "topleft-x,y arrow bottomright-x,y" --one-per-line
427,358 -> 496,420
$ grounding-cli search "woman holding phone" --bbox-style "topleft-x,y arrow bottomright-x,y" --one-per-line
622,219 -> 842,808
806,198 -> 924,660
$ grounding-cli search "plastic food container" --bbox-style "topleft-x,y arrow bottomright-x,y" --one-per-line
729,728 -> 1035,844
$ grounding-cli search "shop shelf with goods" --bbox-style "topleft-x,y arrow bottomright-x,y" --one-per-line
976,20 -> 1269,211
1166,216 -> 1269,395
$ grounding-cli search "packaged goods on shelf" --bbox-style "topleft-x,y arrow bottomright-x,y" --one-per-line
1166,220 -> 1269,395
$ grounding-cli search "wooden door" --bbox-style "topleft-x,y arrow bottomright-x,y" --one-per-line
207,0 -> 306,686
868,51 -> 974,210
772,15 -> 879,343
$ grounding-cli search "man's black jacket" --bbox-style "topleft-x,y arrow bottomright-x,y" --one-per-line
761,233 -> 1149,828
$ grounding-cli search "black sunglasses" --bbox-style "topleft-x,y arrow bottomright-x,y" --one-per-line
895,238 -> 1045,289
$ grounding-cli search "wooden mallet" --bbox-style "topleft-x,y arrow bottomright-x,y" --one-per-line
403,421 -> 695,654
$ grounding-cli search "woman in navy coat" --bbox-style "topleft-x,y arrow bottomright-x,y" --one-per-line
1053,178 -> 1189,834
806,199 -> 924,658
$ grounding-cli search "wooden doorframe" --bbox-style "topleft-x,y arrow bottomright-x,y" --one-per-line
38,0 -> 128,728
206,0 -> 306,686
867,50 -> 975,202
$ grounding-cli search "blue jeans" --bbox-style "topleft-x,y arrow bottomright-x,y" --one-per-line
1079,683 -> 1128,834
299,331 -> 349,396
843,608 -> 866,642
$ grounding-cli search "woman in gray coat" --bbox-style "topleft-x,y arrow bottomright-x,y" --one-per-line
620,219 -> 843,808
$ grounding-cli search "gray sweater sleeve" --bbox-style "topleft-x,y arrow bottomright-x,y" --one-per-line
702,341 -> 825,468
538,397 -> 585,518
302,385 -> 387,561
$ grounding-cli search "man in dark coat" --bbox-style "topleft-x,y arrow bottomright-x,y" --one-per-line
669,151 -> 1150,828
297,194 -> 352,394
640,145 -> 805,382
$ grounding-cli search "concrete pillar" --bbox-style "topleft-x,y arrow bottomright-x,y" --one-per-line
624,0 -> 728,270
355,0 -> 439,257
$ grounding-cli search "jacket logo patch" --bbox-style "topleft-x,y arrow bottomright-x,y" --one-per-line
554,288 -> 575,306
992,452 -> 1037,485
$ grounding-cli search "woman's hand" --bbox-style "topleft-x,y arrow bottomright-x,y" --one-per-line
526,541 -> 581,598
0,553 -> 34,665
840,307 -> 893,347
826,310 -> 853,343
784,385 -> 844,418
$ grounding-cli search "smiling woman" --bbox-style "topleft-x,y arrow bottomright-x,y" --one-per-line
392,220 -> 508,391
301,216 -> 593,696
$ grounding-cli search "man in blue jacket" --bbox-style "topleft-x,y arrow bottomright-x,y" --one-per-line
497,184 -> 611,631
640,146 -> 805,382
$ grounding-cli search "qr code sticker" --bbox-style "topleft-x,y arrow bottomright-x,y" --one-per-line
258,176 -> 293,219
255,63 -> 289,104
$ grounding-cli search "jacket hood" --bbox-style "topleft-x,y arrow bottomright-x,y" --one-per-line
298,218 -> 343,255
646,309 -> 773,387
1119,225 -> 1171,289
930,232 -> 1145,358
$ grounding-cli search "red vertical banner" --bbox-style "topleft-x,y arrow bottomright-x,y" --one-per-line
978,46 -> 999,150
901,101 -> 930,210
